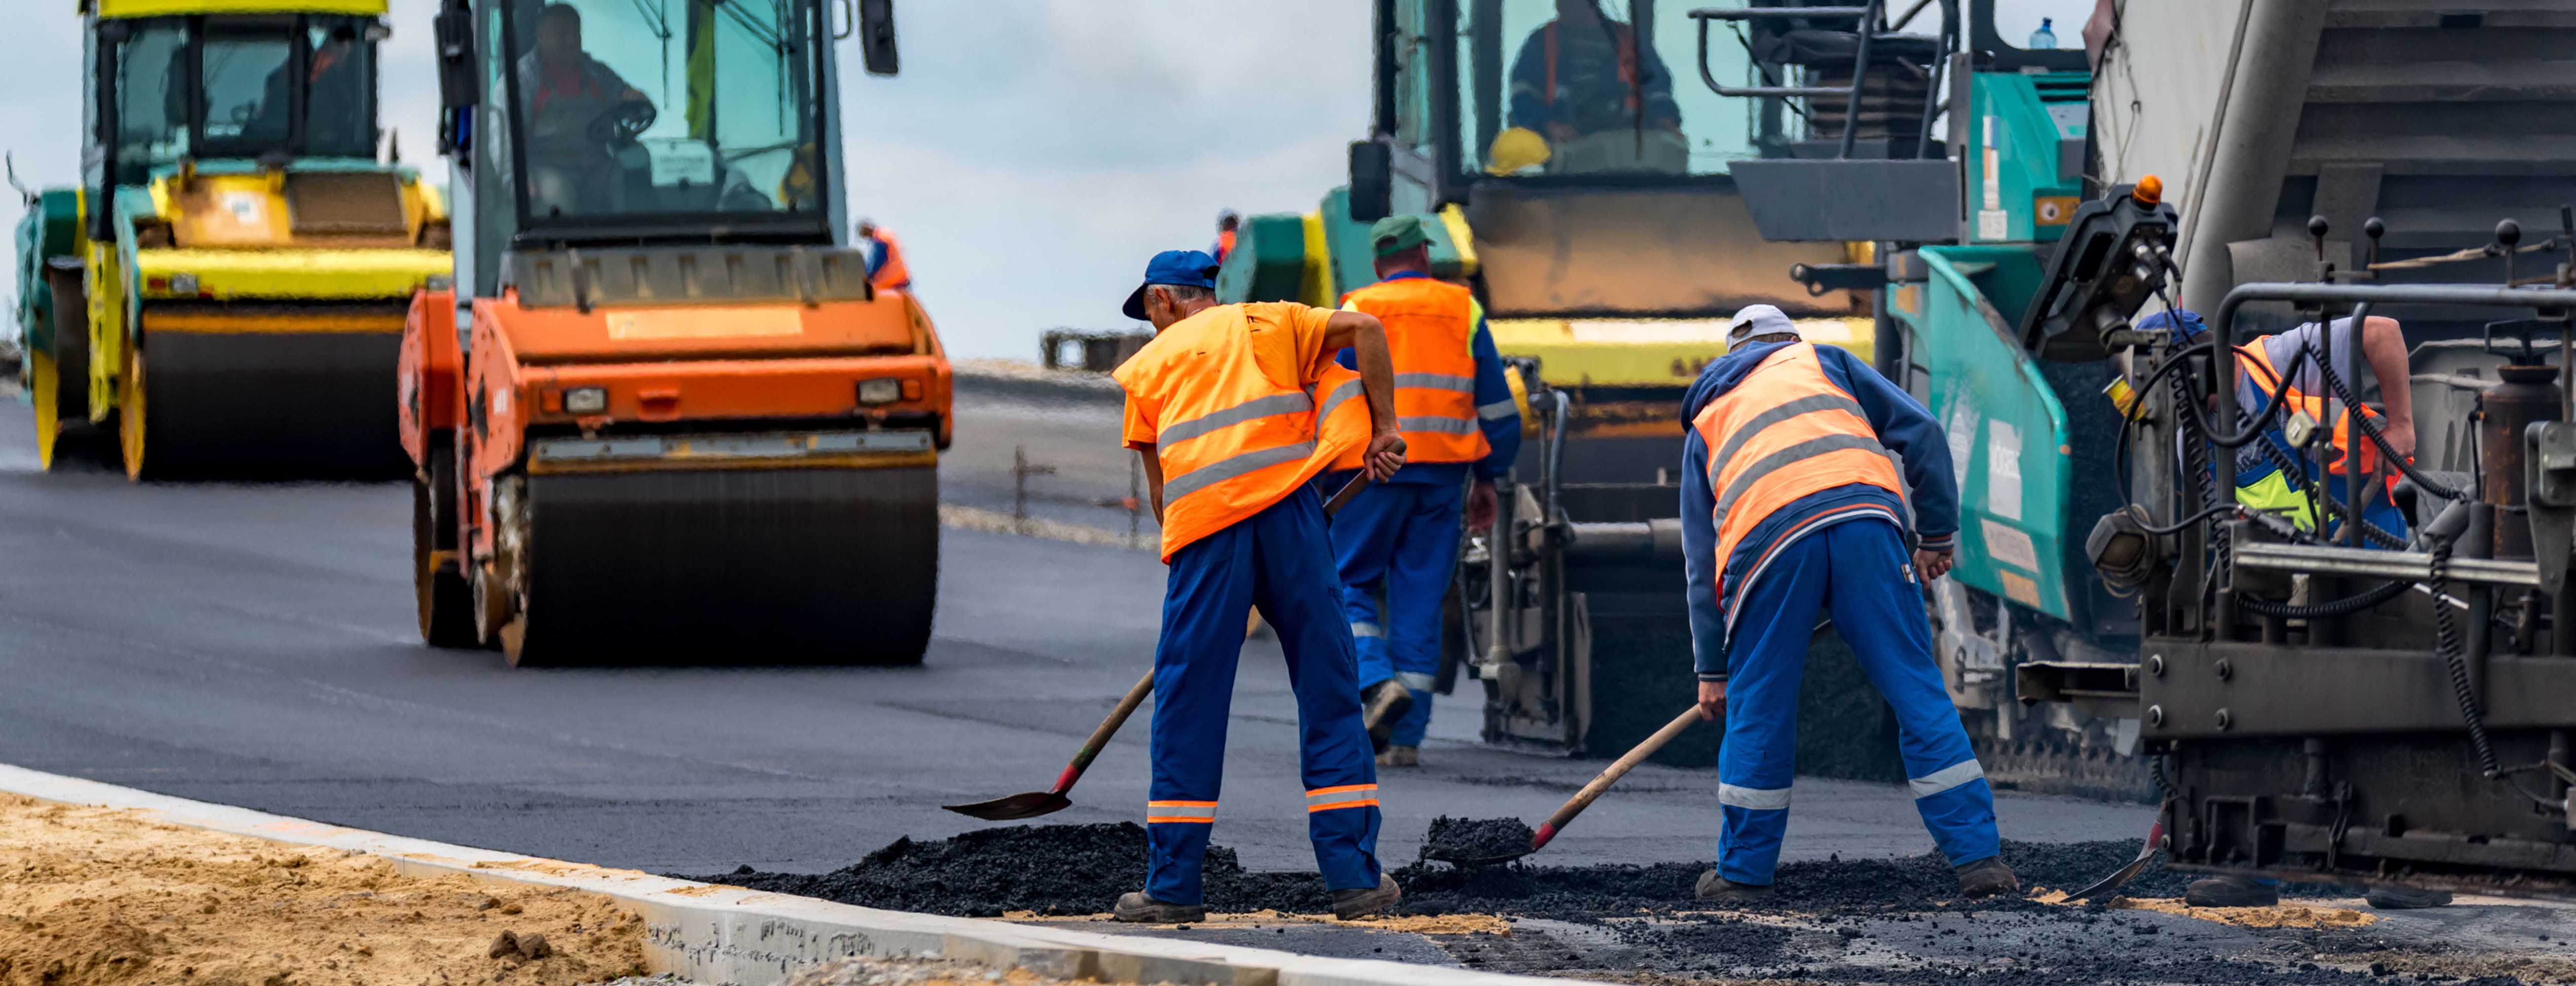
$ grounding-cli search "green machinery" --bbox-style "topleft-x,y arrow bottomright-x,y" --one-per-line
16,0 -> 451,480
1227,0 -> 2104,774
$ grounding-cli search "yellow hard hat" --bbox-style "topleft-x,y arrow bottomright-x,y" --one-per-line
1486,127 -> 1552,176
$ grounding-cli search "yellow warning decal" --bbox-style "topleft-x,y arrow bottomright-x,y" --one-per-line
604,308 -> 805,341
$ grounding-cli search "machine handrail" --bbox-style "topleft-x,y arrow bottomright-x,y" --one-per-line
1692,0 -> 1957,160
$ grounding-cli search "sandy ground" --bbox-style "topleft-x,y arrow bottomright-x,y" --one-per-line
0,795 -> 646,986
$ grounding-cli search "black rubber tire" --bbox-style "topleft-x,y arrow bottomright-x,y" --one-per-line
414,445 -> 479,648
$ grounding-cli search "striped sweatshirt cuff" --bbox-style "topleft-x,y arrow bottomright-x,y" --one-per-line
1697,671 -> 1728,683
1917,532 -> 1955,552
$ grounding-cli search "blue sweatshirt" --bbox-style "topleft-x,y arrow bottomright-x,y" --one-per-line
1679,340 -> 1958,680
1335,271 -> 1523,484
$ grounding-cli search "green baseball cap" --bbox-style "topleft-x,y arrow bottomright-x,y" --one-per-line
1370,214 -> 1431,257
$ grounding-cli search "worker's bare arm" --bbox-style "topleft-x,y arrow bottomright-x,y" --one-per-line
2358,316 -> 2416,458
1137,447 -> 1165,523
1326,309 -> 1408,479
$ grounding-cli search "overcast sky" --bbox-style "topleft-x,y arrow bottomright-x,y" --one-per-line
0,1 -> 1373,361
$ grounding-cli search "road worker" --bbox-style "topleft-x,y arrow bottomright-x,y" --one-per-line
1326,215 -> 1523,767
2142,308 -> 2448,911
856,219 -> 912,293
1682,305 -> 2016,901
2142,308 -> 2417,545
1108,249 -> 1410,923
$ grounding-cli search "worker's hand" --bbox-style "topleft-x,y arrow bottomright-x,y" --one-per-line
1467,479 -> 1499,532
1914,548 -> 1955,582
1695,680 -> 1727,721
1364,434 -> 1408,483
2381,419 -> 2417,461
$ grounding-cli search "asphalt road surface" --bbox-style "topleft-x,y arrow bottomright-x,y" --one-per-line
0,384 -> 2143,882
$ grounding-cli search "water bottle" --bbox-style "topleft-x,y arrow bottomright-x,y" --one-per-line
2028,17 -> 2057,49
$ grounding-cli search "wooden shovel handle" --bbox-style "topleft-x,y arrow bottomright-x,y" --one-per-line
1052,669 -> 1155,794
1531,706 -> 1703,849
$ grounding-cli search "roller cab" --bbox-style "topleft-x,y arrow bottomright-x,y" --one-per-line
17,1 -> 453,478
411,0 -> 944,666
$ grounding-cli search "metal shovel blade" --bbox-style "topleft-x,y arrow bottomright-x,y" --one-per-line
2073,813 -> 2166,901
941,791 -> 1073,821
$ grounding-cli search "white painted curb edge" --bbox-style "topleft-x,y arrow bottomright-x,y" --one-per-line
0,764 -> 1547,986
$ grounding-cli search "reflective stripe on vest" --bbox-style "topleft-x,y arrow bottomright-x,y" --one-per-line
1332,277 -> 1489,467
1690,343 -> 1903,600
1113,304 -> 1373,561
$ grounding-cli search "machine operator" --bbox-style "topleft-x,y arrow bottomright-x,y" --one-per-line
1326,215 -> 1522,767
2143,308 -> 2450,911
518,3 -> 655,214
1504,0 -> 1685,173
1681,306 -> 2016,901
1107,250 -> 1410,924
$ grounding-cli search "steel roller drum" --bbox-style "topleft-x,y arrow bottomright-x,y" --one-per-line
509,464 -> 938,665
136,326 -> 410,478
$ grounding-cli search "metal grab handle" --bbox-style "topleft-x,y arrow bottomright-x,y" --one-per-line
834,0 -> 855,40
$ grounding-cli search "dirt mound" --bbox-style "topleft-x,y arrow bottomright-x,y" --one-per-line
0,795 -> 645,986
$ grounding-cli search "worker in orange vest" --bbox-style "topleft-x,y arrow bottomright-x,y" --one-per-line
855,218 -> 911,292
1682,306 -> 2014,901
1326,215 -> 1522,767
1108,249 -> 1409,924
1212,210 -> 1240,265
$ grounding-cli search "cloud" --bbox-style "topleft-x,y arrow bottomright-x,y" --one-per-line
0,1 -> 1372,361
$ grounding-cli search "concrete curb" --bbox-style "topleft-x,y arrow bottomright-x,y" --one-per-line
0,764 -> 1545,986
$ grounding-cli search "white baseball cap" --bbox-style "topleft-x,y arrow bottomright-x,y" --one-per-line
1726,304 -> 1799,345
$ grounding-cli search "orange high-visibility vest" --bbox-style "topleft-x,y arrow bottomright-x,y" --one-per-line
1690,342 -> 1904,589
1330,277 -> 1488,469
1116,303 -> 1373,561
2238,340 -> 2388,479
868,230 -> 911,290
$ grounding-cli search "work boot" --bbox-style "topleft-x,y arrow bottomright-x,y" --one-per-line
1112,891 -> 1206,924
1955,856 -> 2020,897
2184,875 -> 2279,908
1361,680 -> 1413,755
1332,874 -> 1403,919
1694,869 -> 1772,902
1376,745 -> 1420,768
2365,886 -> 2453,910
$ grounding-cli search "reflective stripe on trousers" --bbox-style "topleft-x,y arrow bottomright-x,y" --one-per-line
1306,783 -> 1380,812
1146,800 -> 1217,824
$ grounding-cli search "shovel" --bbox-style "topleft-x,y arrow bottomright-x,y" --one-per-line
1426,705 -> 1705,865
2071,807 -> 2169,900
945,462 -> 1394,822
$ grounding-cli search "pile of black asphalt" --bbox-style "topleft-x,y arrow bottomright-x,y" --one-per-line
684,821 -> 2523,985
686,820 -> 2330,918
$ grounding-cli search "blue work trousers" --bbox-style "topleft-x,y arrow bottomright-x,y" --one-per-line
1717,521 -> 2000,884
1147,486 -> 1383,905
1332,479 -> 1465,748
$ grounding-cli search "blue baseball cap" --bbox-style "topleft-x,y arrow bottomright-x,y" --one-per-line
2136,308 -> 2207,340
1123,249 -> 1222,321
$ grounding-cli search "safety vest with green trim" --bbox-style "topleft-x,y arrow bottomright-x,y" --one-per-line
1115,304 -> 1372,562
1690,342 -> 1904,589
1330,276 -> 1489,468
2231,340 -> 2394,531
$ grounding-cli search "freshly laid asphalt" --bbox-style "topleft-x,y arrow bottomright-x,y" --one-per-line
0,377 -> 2140,880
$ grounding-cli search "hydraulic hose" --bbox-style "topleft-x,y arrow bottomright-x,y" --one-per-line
2234,577 -> 2411,619
2430,536 -> 2502,778
2299,342 -> 2469,502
